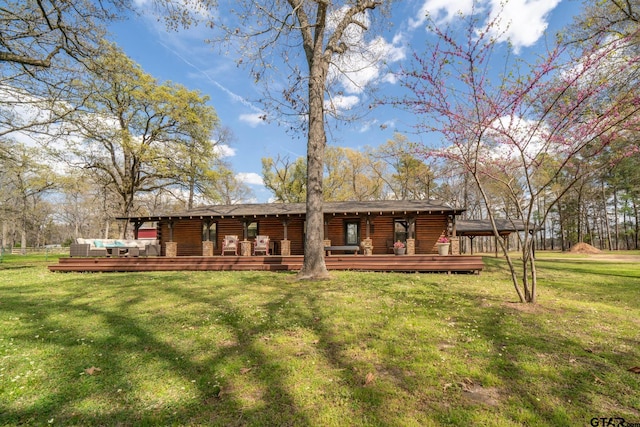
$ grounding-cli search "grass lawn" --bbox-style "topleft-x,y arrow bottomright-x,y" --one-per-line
1,253 -> 639,426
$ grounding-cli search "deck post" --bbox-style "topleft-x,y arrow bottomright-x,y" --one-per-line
165,241 -> 177,257
280,239 -> 291,256
323,239 -> 331,256
202,240 -> 214,257
240,240 -> 251,256
361,238 -> 373,256
450,237 -> 460,255
406,238 -> 415,255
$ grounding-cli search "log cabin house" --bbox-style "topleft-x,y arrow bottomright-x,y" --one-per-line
124,200 -> 465,257
50,200 -> 489,273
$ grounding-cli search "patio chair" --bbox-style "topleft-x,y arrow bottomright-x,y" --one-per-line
253,235 -> 270,256
222,235 -> 238,255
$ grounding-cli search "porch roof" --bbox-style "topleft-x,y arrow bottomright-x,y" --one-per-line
456,219 -> 527,237
119,200 -> 465,222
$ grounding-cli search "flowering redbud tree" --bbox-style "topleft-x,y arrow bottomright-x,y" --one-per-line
398,5 -> 640,302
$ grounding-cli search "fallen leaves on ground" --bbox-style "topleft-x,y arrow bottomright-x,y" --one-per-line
364,372 -> 375,386
84,366 -> 101,375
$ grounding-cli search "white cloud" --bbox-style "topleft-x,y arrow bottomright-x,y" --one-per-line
238,113 -> 267,127
409,0 -> 475,28
214,143 -> 236,157
236,172 -> 264,186
359,119 -> 377,133
411,0 -> 562,53
485,115 -> 547,163
325,95 -> 360,112
327,9 -> 406,95
487,0 -> 562,53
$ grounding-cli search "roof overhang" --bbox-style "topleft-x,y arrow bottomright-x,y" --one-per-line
118,200 -> 466,222
456,219 -> 528,237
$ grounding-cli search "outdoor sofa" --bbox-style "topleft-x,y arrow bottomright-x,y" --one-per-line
70,238 -> 160,257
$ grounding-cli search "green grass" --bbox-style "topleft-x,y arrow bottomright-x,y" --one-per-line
1,253 -> 639,426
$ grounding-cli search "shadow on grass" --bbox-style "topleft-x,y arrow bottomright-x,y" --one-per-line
2,267 -> 639,426
0,272 -> 310,426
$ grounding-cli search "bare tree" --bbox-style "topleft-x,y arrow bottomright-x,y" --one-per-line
155,0 -> 396,280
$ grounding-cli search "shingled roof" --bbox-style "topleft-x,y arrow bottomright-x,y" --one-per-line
120,200 -> 465,221
456,219 -> 527,236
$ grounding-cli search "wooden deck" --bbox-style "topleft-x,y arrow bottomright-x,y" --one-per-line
48,255 -> 484,274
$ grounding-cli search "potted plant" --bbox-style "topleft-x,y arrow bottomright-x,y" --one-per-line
393,240 -> 406,255
436,236 -> 450,256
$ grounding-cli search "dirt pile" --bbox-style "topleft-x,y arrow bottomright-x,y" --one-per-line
569,242 -> 602,254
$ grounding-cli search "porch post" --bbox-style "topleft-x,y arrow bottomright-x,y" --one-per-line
202,220 -> 213,257
202,240 -> 214,256
280,239 -> 291,256
450,236 -> 460,255
361,216 -> 373,255
323,217 -> 329,240
239,220 -> 252,256
240,240 -> 252,256
133,221 -> 143,239
406,218 -> 416,255
165,242 -> 177,257
165,221 -> 177,257
281,219 -> 290,256
323,217 -> 331,253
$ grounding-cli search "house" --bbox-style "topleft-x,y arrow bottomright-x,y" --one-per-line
121,200 -> 465,257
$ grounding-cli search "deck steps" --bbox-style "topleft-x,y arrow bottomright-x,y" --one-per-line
49,255 -> 483,274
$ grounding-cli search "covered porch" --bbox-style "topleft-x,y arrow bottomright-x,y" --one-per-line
49,253 -> 484,274
125,200 -> 466,257
50,200 -> 485,273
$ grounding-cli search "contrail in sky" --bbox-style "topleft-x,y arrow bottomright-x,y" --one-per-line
157,41 -> 264,115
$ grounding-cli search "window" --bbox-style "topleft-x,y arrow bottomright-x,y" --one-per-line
247,221 -> 258,239
202,222 -> 217,246
345,220 -> 360,245
394,219 -> 414,244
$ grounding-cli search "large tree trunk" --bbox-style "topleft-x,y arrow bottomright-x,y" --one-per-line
297,39 -> 330,281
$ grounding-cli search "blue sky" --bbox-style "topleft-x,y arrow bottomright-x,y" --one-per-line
108,0 -> 579,202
